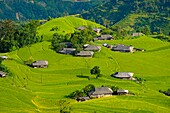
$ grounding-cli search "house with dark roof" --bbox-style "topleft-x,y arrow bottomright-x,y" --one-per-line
59,48 -> 76,54
76,51 -> 94,57
76,97 -> 90,102
0,71 -> 6,77
77,26 -> 86,30
59,42 -> 72,48
84,45 -> 101,51
89,87 -> 113,98
112,44 -> 134,52
32,60 -> 48,68
97,34 -> 113,40
117,89 -> 129,95
112,72 -> 134,80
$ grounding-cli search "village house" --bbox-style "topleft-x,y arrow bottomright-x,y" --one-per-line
132,32 -> 142,37
102,43 -> 108,47
59,42 -> 72,48
84,45 -> 101,51
0,56 -> 8,60
76,51 -> 94,57
32,60 -> 48,68
117,89 -> 129,95
97,34 -> 113,40
59,48 -> 76,54
0,71 -> 6,77
88,87 -> 113,98
76,97 -> 90,102
112,44 -> 134,52
77,26 -> 86,31
40,20 -> 47,25
93,28 -> 102,34
112,72 -> 134,80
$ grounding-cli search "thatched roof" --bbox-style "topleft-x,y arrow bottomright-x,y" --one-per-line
84,45 -> 101,51
89,87 -> 113,96
0,71 -> 6,77
113,72 -> 134,78
59,48 -> 76,54
76,51 -> 94,57
112,44 -> 134,51
32,60 -> 48,66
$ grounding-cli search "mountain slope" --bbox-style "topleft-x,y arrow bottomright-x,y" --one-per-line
37,16 -> 104,40
0,0 -> 102,20
112,14 -> 170,35
1,36 -> 170,112
81,0 -> 170,35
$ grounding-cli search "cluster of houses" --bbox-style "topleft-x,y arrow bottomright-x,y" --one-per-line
77,86 -> 129,102
103,43 -> 144,53
0,26 -> 143,103
58,42 -> 101,57
76,72 -> 136,102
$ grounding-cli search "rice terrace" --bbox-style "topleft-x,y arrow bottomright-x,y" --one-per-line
0,15 -> 170,113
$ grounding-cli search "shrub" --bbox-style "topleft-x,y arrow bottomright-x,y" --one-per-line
159,89 -> 170,96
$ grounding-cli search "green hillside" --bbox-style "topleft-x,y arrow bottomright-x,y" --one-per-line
37,16 -> 104,40
112,14 -> 170,35
0,0 -> 103,20
81,0 -> 169,35
0,36 -> 170,112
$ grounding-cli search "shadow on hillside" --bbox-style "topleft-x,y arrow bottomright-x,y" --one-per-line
147,45 -> 170,52
77,75 -> 89,80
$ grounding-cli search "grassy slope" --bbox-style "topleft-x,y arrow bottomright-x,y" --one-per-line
0,36 -> 170,112
37,16 -> 104,40
112,13 -> 170,35
113,14 -> 148,31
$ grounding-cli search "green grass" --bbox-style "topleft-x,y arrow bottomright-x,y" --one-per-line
37,16 -> 104,40
0,36 -> 170,112
113,14 -> 148,31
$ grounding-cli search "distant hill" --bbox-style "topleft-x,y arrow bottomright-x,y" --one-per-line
0,0 -> 103,20
0,0 -> 169,35
37,16 -> 104,40
112,14 -> 170,35
81,0 -> 170,35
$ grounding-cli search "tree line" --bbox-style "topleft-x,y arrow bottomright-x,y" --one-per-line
52,27 -> 97,53
0,20 -> 43,52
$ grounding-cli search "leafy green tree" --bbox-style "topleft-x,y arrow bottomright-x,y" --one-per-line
51,33 -> 65,52
69,90 -> 85,99
111,86 -> 119,94
159,89 -> 170,96
59,100 -> 71,113
83,84 -> 95,95
142,25 -> 151,35
90,66 -> 101,78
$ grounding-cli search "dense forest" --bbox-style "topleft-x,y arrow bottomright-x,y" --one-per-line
0,20 -> 42,52
0,0 -> 169,35
82,0 -> 169,24
81,0 -> 170,35
0,0 -> 103,20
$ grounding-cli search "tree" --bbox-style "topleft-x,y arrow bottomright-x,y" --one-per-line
83,84 -> 95,95
142,25 -> 151,35
90,66 -> 101,78
69,90 -> 85,99
111,86 -> 119,94
159,89 -> 170,96
59,100 -> 71,113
